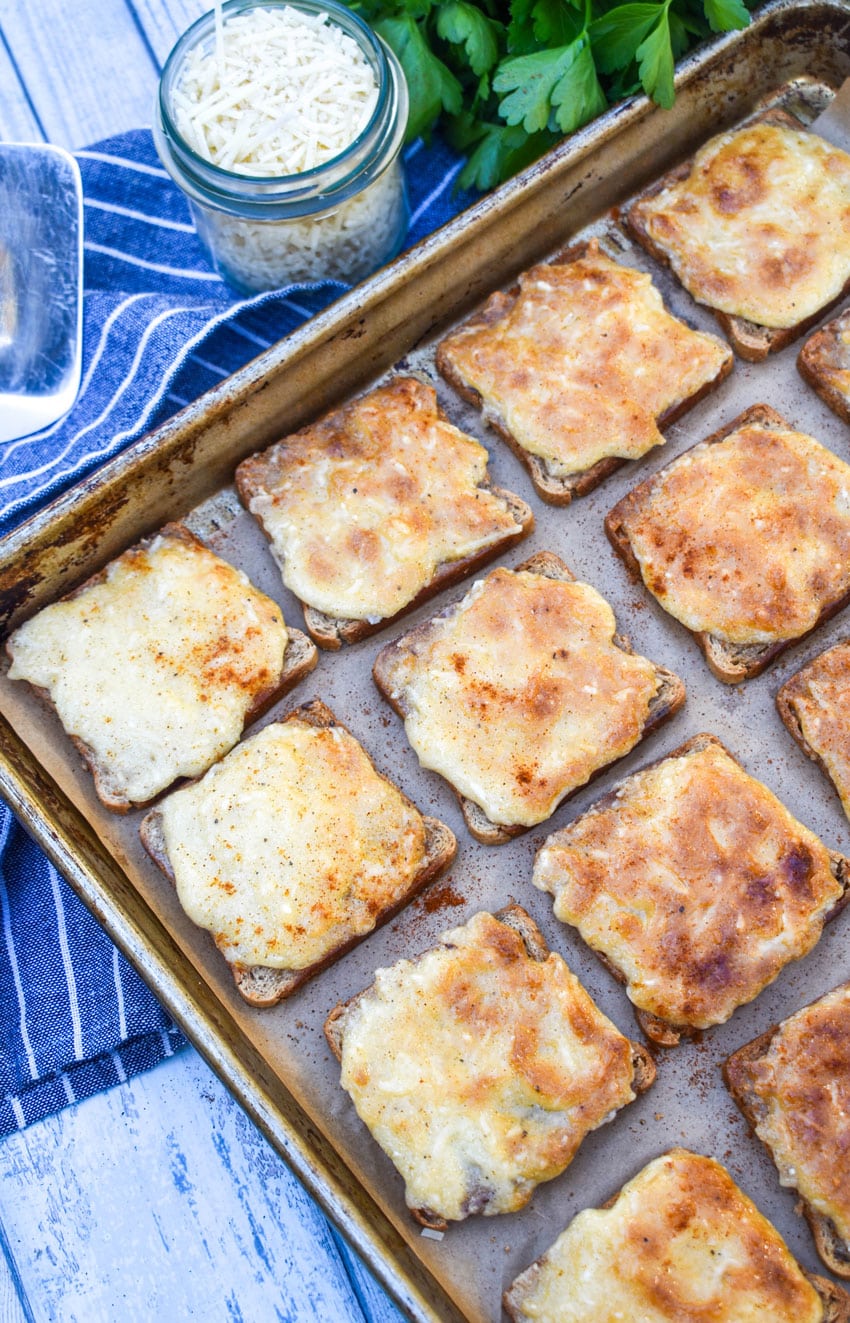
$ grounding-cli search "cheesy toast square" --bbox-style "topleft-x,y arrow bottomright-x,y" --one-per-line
605,404 -> 850,683
373,552 -> 685,844
436,239 -> 733,504
5,524 -> 316,811
533,734 -> 849,1045
799,307 -> 850,425
725,982 -> 850,1279
324,906 -> 654,1229
625,114 -> 850,361
234,376 -> 533,649
140,700 -> 456,1006
503,1149 -> 847,1323
777,639 -> 850,824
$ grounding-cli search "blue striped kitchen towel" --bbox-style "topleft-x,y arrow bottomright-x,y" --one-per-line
0,128 -> 477,1136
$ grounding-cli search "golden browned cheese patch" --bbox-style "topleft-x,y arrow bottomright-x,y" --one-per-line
6,529 -> 288,805
783,640 -> 850,820
437,246 -> 731,475
738,983 -> 850,1242
533,740 -> 842,1030
236,377 -> 523,621
159,720 -> 426,969
635,122 -> 850,328
506,1149 -> 825,1322
337,911 -> 637,1222
387,567 -> 661,826
617,424 -> 850,645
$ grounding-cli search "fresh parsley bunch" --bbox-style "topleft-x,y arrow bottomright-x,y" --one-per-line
353,0 -> 752,188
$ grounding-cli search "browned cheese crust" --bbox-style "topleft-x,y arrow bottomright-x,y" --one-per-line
435,238 -> 732,505
234,376 -> 533,648
324,905 -> 653,1229
533,733 -> 850,1044
140,699 -> 456,1006
799,307 -> 850,425
503,1148 -> 850,1322
5,522 -> 313,811
777,638 -> 850,824
372,550 -> 685,844
725,981 -> 850,1278
605,404 -> 850,683
625,110 -> 850,361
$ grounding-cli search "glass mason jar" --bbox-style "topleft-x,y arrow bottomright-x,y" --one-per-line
153,0 -> 410,294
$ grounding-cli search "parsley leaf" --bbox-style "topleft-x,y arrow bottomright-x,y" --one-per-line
635,9 -> 675,107
589,4 -> 663,72
436,2 -> 501,76
376,14 -> 463,139
704,0 -> 750,29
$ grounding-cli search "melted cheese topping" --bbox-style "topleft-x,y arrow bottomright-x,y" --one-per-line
507,1149 -> 824,1322
619,423 -> 850,645
740,983 -> 850,1242
388,567 -> 660,827
636,122 -> 850,329
338,911 -> 636,1222
238,378 -> 523,621
159,720 -> 426,969
7,531 -> 287,805
785,641 -> 850,820
438,247 -> 731,475
533,741 -> 842,1030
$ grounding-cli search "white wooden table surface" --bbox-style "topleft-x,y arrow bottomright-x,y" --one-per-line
0,2 -> 409,1319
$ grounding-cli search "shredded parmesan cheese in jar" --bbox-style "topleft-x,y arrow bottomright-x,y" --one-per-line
155,0 -> 409,290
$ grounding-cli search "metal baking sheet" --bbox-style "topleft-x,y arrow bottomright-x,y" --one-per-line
3,3 -> 850,1318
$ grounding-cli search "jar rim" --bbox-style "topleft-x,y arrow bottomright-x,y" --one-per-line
158,0 -> 394,192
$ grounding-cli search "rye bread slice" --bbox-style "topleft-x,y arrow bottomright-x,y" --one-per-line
798,309 -> 850,425
5,522 -> 317,813
324,902 -> 656,1232
605,403 -> 850,684
503,1149 -> 850,1322
372,550 -> 686,845
140,698 -> 457,1007
435,239 -> 733,506
234,378 -> 534,650
623,108 -> 850,363
776,638 -> 850,820
535,732 -> 850,1047
724,994 -> 850,1280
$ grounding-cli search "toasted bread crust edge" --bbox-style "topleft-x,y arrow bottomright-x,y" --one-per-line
324,902 -> 655,1230
724,1009 -> 850,1281
798,316 -> 850,426
435,239 -> 733,505
776,640 -> 850,818
537,732 -> 850,1046
622,108 -> 850,363
372,550 -> 685,845
503,1150 -> 850,1321
605,403 -> 850,684
140,698 -> 457,1006
4,522 -> 317,813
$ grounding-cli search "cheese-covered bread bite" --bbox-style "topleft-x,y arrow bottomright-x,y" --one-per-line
503,1149 -> 850,1323
140,700 -> 456,1005
777,639 -> 850,823
324,905 -> 654,1228
625,114 -> 850,360
605,404 -> 850,683
436,240 -> 733,504
235,376 -> 533,649
533,734 -> 850,1044
725,982 -> 850,1279
373,552 -> 685,843
799,308 -> 850,425
5,523 -> 315,811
